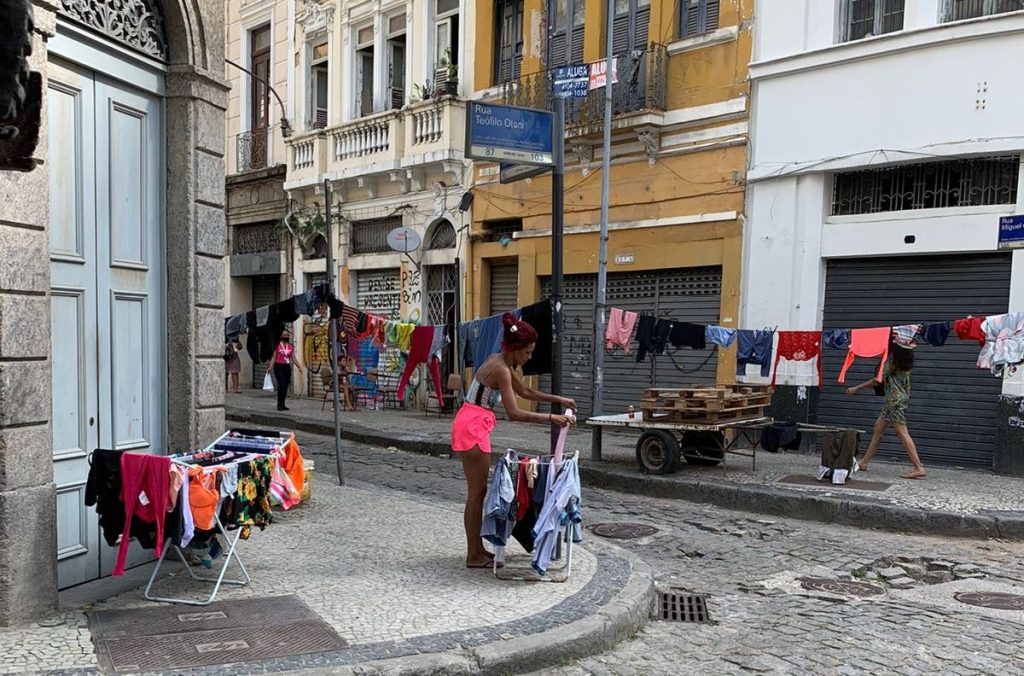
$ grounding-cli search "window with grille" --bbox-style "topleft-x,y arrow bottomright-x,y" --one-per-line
840,0 -> 904,41
679,0 -> 719,39
350,217 -> 402,255
831,156 -> 1020,216
494,0 -> 525,84
482,218 -> 523,243
427,219 -> 457,249
943,0 -> 1024,22
425,264 -> 458,326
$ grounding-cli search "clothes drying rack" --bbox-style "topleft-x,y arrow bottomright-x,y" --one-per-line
492,450 -> 580,584
143,429 -> 290,606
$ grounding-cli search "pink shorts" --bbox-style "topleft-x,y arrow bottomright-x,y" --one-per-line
451,402 -> 497,454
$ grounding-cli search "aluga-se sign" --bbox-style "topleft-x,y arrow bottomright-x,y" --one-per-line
465,101 -> 555,166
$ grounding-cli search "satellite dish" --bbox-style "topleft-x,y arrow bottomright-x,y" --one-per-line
387,226 -> 422,253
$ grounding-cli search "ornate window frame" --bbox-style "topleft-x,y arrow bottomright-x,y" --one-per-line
57,0 -> 168,61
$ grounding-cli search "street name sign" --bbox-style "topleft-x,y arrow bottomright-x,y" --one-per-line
998,215 -> 1024,250
499,162 -> 552,184
466,101 -> 555,166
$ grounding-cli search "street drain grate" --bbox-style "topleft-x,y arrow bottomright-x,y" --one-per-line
88,595 -> 346,672
800,578 -> 885,598
955,592 -> 1024,610
659,590 -> 710,623
590,522 -> 658,539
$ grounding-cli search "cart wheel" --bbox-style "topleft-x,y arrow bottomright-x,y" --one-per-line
635,430 -> 680,474
681,431 -> 725,467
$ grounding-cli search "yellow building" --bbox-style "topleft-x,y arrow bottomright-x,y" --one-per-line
468,0 -> 752,415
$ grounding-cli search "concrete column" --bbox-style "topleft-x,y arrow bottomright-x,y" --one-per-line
0,0 -> 58,626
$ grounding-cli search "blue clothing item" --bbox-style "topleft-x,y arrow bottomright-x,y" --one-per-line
736,329 -> 775,378
481,455 -> 516,548
705,325 -> 737,349
473,310 -> 522,369
822,329 -> 851,350
294,289 -> 317,316
349,338 -> 380,394
533,462 -> 549,509
459,319 -> 481,369
531,458 -> 581,575
225,314 -> 243,341
922,321 -> 950,347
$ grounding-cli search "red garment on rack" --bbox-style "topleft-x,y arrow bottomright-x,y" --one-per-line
515,459 -> 532,520
114,453 -> 171,576
770,331 -> 822,386
397,326 -> 444,405
837,327 -> 890,384
954,316 -> 986,346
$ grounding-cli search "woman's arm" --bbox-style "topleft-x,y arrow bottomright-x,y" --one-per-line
498,368 -> 570,425
291,350 -> 303,372
845,378 -> 878,396
510,371 -> 576,410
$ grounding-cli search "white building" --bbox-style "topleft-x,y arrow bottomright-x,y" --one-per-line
743,1 -> 1024,469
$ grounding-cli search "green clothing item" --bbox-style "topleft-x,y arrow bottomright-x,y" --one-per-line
880,365 -> 911,424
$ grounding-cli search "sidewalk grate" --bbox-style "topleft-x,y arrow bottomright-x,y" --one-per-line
659,590 -> 710,623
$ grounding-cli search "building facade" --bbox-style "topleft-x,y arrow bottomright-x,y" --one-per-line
0,0 -> 227,623
744,1 -> 1024,469
469,0 -> 753,416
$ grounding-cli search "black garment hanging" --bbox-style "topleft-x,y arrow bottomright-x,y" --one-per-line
636,315 -> 671,363
521,299 -> 553,376
669,322 -> 707,350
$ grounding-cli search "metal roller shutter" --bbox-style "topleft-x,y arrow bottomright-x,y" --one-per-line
356,268 -> 401,319
251,275 -> 279,388
541,267 -> 722,417
489,260 -> 519,314
818,253 -> 1011,468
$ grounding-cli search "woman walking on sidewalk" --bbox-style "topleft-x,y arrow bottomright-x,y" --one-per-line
451,313 -> 576,568
845,343 -> 926,479
272,329 -> 303,411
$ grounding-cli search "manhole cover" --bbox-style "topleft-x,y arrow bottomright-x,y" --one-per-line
659,590 -> 710,622
799,578 -> 884,598
590,522 -> 658,539
955,592 -> 1024,610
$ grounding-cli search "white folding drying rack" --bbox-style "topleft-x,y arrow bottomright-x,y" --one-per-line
143,430 -> 289,606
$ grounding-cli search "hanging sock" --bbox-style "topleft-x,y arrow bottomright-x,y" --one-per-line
837,327 -> 890,384
771,331 -> 823,387
396,326 -> 444,405
605,308 -> 638,353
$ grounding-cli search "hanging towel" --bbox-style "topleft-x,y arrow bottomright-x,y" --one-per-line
736,330 -> 775,379
837,327 -> 890,384
891,324 -> 922,349
955,316 -> 986,346
978,312 -> 1024,376
705,325 -> 737,349
771,331 -> 823,386
822,329 -> 851,350
397,326 -> 445,405
669,322 -> 707,350
922,321 -> 951,347
521,299 -> 553,375
605,308 -> 638,352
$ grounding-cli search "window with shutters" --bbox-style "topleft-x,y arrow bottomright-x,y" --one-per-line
310,42 -> 329,129
942,0 -> 1024,21
434,0 -> 460,91
840,0 -> 905,41
548,0 -> 585,68
679,0 -> 719,38
610,0 -> 651,56
494,0 -> 525,84
356,25 -> 376,118
388,14 -> 407,110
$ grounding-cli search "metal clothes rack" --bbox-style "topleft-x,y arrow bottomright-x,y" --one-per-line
492,450 -> 580,584
143,430 -> 290,606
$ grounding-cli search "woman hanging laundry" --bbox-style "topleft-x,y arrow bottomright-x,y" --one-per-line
844,342 -> 926,480
451,313 -> 576,569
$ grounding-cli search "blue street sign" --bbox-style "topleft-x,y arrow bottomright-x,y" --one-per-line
499,162 -> 552,184
998,215 -> 1024,250
552,64 -> 590,99
465,101 -> 555,166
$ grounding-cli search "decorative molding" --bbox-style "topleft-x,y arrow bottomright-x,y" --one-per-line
390,170 -> 409,193
569,141 -> 594,175
636,127 -> 660,166
298,0 -> 336,40
58,0 -> 168,60
356,176 -> 377,198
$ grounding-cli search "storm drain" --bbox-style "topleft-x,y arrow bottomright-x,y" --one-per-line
590,522 -> 659,539
800,578 -> 885,598
658,590 -> 710,623
955,592 -> 1024,610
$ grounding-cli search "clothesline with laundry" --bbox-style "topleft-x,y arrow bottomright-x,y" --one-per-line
602,308 -> 1024,384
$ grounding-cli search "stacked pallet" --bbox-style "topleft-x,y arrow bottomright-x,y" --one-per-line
639,385 -> 773,423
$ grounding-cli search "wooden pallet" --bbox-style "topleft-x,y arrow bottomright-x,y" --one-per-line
639,385 -> 773,423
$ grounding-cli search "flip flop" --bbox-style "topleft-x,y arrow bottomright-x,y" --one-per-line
466,561 -> 503,569
901,472 -> 926,480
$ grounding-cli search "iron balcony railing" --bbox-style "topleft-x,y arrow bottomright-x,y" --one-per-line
236,127 -> 269,172
501,43 -> 668,128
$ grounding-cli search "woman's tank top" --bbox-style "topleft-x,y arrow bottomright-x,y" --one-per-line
466,378 -> 501,410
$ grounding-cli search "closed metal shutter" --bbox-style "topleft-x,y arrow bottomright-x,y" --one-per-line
541,267 -> 722,417
489,260 -> 519,314
251,275 -> 279,388
818,254 -> 1011,468
356,268 -> 401,319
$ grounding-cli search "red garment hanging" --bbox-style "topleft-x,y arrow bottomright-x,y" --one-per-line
837,327 -> 890,384
770,331 -> 822,386
114,453 -> 171,576
954,316 -> 986,346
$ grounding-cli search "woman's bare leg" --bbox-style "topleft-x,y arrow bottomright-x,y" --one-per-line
231,372 -> 239,393
461,447 -> 493,566
858,417 -> 888,470
893,423 -> 926,478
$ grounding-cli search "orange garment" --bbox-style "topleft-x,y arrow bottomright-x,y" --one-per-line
167,466 -> 185,512
188,467 -> 225,531
280,437 -> 304,494
837,327 -> 890,384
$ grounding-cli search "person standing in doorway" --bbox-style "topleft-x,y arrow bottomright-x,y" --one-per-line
272,329 -> 303,411
845,343 -> 926,479
450,313 -> 576,568
224,338 -> 242,394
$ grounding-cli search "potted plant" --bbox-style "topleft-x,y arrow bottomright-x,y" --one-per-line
412,81 -> 433,101
439,48 -> 459,96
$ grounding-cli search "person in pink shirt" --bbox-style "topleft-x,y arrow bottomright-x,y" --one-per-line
272,329 -> 303,411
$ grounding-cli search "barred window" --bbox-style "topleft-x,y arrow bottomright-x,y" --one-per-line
350,216 -> 402,255
482,218 -> 523,243
841,0 -> 904,42
943,0 -> 1024,22
831,156 -> 1020,216
427,219 -> 457,249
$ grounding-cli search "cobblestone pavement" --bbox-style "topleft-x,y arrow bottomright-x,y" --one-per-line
292,430 -> 1024,676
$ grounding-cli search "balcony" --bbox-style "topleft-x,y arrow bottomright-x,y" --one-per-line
285,97 -> 466,187
500,44 -> 668,135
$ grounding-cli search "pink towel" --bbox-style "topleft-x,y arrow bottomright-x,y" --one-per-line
605,308 -> 638,353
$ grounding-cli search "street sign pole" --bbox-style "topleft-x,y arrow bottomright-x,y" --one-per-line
591,0 -> 616,462
551,97 -> 565,453
324,178 -> 344,486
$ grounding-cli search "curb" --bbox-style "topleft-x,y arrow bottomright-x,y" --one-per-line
226,407 -> 1024,541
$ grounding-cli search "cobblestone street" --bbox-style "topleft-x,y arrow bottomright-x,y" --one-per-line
299,431 -> 1024,675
